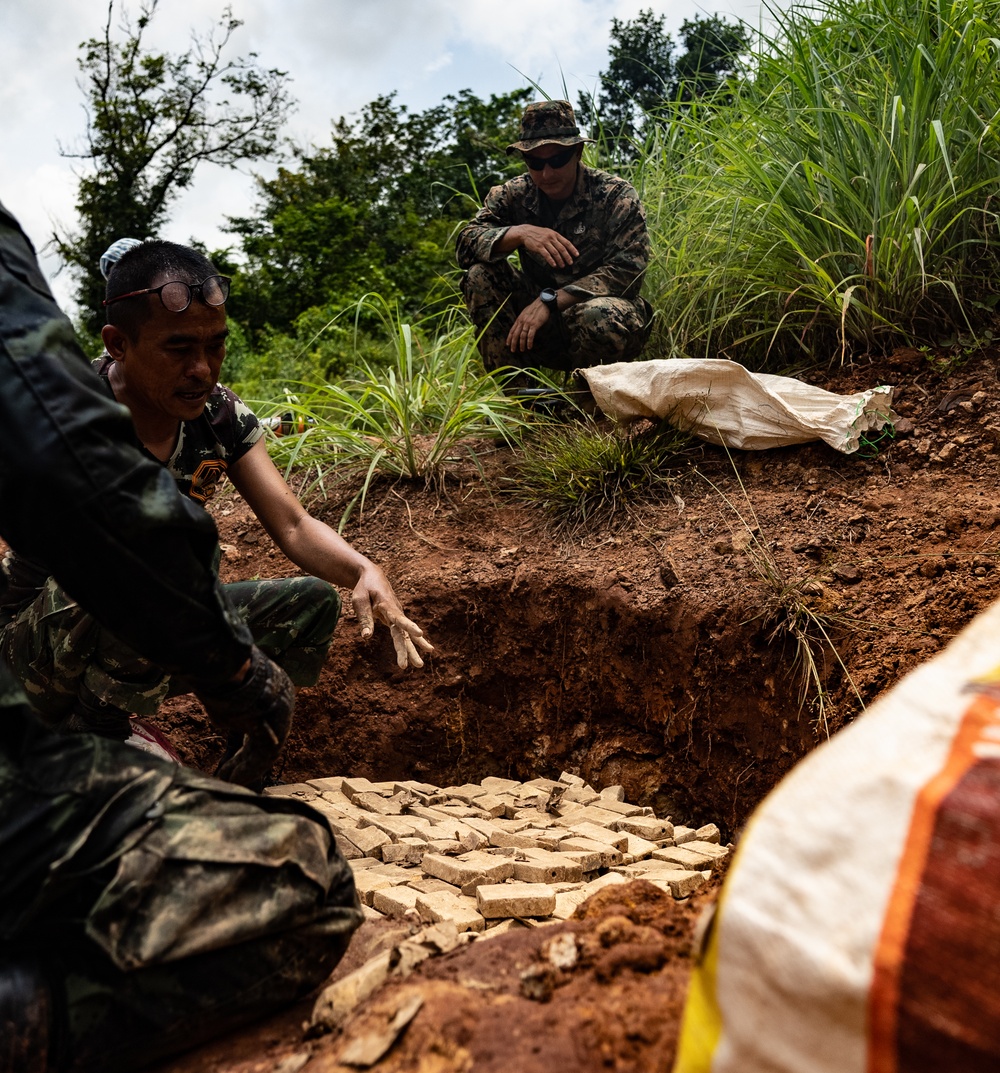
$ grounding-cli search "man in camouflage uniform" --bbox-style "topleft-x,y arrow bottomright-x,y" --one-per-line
0,239 -> 432,753
456,99 -> 652,380
0,204 -> 361,1071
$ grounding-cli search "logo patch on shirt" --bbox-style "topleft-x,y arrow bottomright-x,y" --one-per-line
573,223 -> 587,235
189,458 -> 228,504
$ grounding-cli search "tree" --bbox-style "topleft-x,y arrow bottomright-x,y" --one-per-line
579,9 -> 750,155
226,88 -> 530,340
56,0 -> 292,334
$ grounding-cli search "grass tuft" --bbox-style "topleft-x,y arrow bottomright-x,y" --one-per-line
512,418 -> 695,532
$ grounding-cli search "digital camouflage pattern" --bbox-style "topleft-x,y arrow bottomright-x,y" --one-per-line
0,204 -> 359,1070
0,573 -> 341,718
505,99 -> 593,153
456,164 -> 652,370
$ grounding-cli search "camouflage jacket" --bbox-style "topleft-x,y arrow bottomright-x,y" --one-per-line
455,165 -> 650,301
0,203 -> 252,689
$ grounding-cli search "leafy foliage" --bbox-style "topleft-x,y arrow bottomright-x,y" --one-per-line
226,88 -> 531,342
57,0 -> 292,335
579,9 -> 750,157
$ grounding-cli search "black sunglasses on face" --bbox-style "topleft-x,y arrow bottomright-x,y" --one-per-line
522,146 -> 578,171
103,274 -> 231,312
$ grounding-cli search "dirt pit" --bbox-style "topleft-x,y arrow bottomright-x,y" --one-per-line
153,347 -> 1000,1071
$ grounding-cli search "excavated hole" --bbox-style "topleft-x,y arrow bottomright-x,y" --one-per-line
263,572 -> 829,840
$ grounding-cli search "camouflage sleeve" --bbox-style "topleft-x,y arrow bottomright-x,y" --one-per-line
219,385 -> 265,462
562,181 -> 650,301
0,202 -> 252,689
455,181 -> 517,268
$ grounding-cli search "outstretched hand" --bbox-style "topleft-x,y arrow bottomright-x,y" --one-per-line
352,566 -> 434,668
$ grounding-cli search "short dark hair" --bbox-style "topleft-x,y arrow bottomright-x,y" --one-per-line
105,240 -> 219,339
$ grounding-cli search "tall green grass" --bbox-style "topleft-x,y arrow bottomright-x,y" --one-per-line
634,0 -> 1000,364
255,296 -> 532,526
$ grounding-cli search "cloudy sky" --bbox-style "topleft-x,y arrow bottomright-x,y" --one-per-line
2,0 -> 773,310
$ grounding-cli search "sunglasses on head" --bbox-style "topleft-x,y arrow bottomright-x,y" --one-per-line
103,274 -> 231,313
522,146 -> 578,171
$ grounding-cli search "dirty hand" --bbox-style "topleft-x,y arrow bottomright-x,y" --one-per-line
189,646 -> 295,789
506,299 -> 551,353
353,566 -> 434,669
514,225 -> 578,269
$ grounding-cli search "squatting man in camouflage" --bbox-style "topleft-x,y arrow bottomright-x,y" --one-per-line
0,203 -> 361,1072
0,239 -> 432,761
456,99 -> 653,382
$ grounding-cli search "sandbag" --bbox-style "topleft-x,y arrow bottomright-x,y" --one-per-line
579,358 -> 894,453
674,597 -> 1000,1073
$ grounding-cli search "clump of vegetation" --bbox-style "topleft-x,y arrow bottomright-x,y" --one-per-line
640,0 -> 1000,365
257,296 -> 532,527
513,418 -> 695,532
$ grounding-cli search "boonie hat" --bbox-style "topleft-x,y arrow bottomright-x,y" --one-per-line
506,100 -> 594,155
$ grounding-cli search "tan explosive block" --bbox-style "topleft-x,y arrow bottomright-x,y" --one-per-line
422,852 -> 515,889
644,869 -> 708,899
357,814 -> 420,841
673,825 -> 698,845
338,826 -> 391,859
569,806 -> 631,828
306,776 -> 345,793
341,777 -> 378,802
415,891 -> 485,932
615,816 -> 674,841
473,794 -> 508,818
569,822 -> 628,851
407,876 -> 458,895
372,885 -> 421,917
349,855 -> 388,872
480,777 -> 522,794
695,824 -> 722,844
685,840 -> 730,862
394,779 -> 440,797
622,834 -> 659,862
262,783 -> 320,801
523,777 -> 562,793
441,783 -> 488,803
558,771 -> 585,787
488,816 -> 533,833
381,842 -> 426,866
489,829 -> 543,851
591,797 -> 644,817
353,791 -> 405,816
562,785 -> 600,805
352,871 -> 397,906
476,882 -> 556,920
333,835 -> 363,861
652,845 -> 717,870
599,784 -> 626,802
512,849 -> 583,884
311,951 -> 390,1031
527,829 -> 566,851
558,837 -> 622,870
552,888 -> 589,920
479,918 -> 532,939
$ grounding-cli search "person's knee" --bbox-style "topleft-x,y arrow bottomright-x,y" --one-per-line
294,578 -> 342,645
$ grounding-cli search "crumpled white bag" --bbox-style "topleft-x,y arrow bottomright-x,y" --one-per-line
579,359 -> 895,454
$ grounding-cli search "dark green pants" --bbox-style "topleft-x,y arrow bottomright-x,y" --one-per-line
0,576 -> 341,719
0,672 -> 361,1072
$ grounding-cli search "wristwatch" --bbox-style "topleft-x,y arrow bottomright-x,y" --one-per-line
539,287 -> 559,313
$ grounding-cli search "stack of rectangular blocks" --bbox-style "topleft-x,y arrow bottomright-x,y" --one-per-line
264,773 -> 728,933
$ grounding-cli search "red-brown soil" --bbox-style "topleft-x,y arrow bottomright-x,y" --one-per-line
152,347 -> 1000,1072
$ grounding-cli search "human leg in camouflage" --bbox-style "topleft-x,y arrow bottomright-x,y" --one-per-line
0,675 -> 361,1072
461,262 -> 652,375
0,575 -> 342,731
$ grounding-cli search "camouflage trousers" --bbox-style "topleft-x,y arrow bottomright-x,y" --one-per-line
461,260 -> 653,374
0,575 -> 341,720
0,670 -> 361,1072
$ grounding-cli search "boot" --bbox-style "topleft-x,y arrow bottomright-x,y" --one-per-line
63,685 -> 131,741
